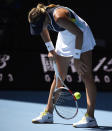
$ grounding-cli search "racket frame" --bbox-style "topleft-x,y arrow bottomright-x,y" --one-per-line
53,61 -> 78,120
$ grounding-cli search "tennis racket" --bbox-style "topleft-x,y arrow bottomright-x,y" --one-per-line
52,61 -> 78,120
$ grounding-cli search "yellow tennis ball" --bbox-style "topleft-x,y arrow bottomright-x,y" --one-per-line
74,92 -> 81,100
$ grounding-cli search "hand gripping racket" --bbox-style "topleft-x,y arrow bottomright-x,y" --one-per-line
52,61 -> 78,120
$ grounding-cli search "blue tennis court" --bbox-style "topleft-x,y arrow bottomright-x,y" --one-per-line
0,91 -> 112,131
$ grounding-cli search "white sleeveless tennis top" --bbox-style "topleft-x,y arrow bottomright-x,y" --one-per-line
53,6 -> 96,57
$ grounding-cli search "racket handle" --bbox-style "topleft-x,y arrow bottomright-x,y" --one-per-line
53,61 -> 67,88
53,61 -> 59,77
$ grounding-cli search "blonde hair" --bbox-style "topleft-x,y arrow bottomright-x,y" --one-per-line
28,3 -> 57,23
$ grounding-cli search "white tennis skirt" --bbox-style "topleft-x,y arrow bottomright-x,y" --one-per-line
55,26 -> 96,57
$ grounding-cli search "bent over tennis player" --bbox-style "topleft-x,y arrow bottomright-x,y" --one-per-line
28,3 -> 98,128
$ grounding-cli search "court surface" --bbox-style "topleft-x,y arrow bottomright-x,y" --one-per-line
0,91 -> 112,131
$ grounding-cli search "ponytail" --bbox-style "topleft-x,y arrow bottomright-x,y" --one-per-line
36,3 -> 46,13
28,3 -> 58,23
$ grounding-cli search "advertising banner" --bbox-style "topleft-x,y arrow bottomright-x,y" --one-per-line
0,49 -> 112,91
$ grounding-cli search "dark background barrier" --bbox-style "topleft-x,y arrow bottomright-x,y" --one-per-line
0,0 -> 112,91
0,48 -> 112,91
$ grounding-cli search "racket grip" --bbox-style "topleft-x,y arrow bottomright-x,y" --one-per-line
53,61 -> 59,76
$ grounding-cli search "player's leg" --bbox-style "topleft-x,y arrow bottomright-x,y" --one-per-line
73,50 -> 98,128
46,55 -> 72,113
80,50 -> 96,118
32,55 -> 72,123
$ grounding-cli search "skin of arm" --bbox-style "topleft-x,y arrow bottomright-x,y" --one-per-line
40,28 -> 57,57
40,29 -> 51,43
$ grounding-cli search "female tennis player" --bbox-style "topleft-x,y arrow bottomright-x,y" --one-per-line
28,3 -> 98,128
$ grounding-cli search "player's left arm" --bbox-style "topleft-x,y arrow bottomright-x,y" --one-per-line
54,9 -> 87,76
54,8 -> 83,50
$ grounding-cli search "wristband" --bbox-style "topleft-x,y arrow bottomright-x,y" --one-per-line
73,49 -> 81,59
45,41 -> 54,52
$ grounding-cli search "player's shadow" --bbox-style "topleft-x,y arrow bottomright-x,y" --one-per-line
53,123 -> 72,125
87,126 -> 112,131
40,124 -> 112,130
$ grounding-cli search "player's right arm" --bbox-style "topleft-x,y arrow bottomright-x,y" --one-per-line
40,29 -> 51,43
40,29 -> 57,61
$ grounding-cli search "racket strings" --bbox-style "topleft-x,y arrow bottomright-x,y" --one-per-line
54,89 -> 77,119
53,62 -> 78,119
